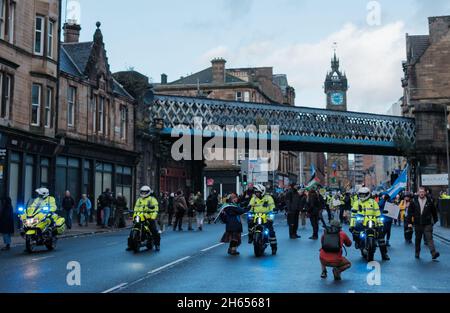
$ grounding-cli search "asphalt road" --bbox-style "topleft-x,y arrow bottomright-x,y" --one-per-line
1,215 -> 449,293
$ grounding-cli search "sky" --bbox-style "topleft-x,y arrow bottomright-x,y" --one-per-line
63,0 -> 450,114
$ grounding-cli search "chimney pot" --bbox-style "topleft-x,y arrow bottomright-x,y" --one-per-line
211,58 -> 226,84
63,23 -> 81,43
161,73 -> 168,85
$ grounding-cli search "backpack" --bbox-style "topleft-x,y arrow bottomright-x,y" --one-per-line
321,226 -> 341,253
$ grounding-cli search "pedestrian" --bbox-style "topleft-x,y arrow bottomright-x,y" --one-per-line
206,190 -> 219,224
0,197 -> 14,251
158,193 -> 169,232
194,192 -> 206,231
286,184 -> 301,239
61,190 -> 75,230
167,193 -> 175,227
220,194 -> 249,255
173,190 -> 187,231
187,192 -> 195,231
306,189 -> 321,240
299,189 -> 307,228
98,188 -> 114,229
407,187 -> 440,260
114,193 -> 127,228
401,192 -> 413,244
320,220 -> 352,281
379,193 -> 393,247
76,194 -> 92,227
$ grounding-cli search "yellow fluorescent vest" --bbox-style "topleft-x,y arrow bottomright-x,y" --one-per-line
249,195 -> 275,214
134,196 -> 159,220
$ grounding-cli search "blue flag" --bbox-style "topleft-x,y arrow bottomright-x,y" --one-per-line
387,166 -> 408,199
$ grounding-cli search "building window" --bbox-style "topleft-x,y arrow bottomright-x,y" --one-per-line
244,91 -> 250,102
34,16 -> 44,55
0,72 -> 12,118
92,96 -> 97,132
56,156 -> 81,202
40,158 -> 50,187
0,0 -> 5,40
98,96 -> 104,133
45,87 -> 52,128
95,162 -> 113,208
116,166 -> 132,203
236,91 -> 243,101
120,106 -> 127,140
67,86 -> 76,127
8,152 -> 21,212
8,0 -> 14,43
47,20 -> 54,58
31,83 -> 41,126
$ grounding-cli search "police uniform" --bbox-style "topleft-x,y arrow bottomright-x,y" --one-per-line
133,196 -> 160,247
248,194 -> 277,252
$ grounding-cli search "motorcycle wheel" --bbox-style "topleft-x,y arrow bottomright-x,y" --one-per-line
25,236 -> 33,254
146,235 -> 153,251
253,233 -> 264,258
367,238 -> 375,262
45,237 -> 55,251
131,230 -> 140,253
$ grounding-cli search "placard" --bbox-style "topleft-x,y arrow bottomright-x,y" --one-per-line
384,202 -> 401,220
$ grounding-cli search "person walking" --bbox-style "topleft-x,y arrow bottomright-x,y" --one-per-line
379,193 -> 393,247
187,193 -> 195,231
173,190 -> 187,231
286,184 -> 301,239
220,194 -> 249,255
0,197 -> 14,251
194,192 -> 206,231
157,193 -> 168,232
98,189 -> 114,229
76,194 -> 92,227
61,190 -> 75,230
206,190 -> 219,224
306,189 -> 321,240
320,220 -> 352,281
114,194 -> 128,228
167,193 -> 175,227
407,187 -> 440,260
401,192 -> 414,244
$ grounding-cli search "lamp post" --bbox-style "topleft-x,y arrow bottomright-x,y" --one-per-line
153,118 -> 164,198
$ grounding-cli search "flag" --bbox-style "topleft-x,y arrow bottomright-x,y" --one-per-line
306,164 -> 321,190
387,166 -> 408,199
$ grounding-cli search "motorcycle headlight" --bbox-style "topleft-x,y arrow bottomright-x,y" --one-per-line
25,218 -> 38,227
368,220 -> 374,228
257,217 -> 262,224
135,216 -> 141,223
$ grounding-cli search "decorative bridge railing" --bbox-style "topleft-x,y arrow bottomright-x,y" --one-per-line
150,94 -> 416,153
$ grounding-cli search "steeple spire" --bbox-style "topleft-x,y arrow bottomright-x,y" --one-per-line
331,42 -> 339,72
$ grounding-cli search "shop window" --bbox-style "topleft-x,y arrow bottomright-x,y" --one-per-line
8,152 -> 20,212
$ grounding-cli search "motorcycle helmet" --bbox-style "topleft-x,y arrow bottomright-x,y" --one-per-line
254,184 -> 266,197
140,186 -> 152,198
36,187 -> 49,199
358,187 -> 371,202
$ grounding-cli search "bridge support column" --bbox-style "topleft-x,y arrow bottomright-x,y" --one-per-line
412,102 -> 449,195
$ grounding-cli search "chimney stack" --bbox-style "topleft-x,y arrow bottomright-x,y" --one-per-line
161,73 -> 168,85
428,16 -> 450,44
211,58 -> 226,84
63,22 -> 81,43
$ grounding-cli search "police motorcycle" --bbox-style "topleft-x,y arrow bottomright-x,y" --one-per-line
18,202 -> 65,254
247,211 -> 276,257
127,210 -> 155,253
358,212 -> 387,262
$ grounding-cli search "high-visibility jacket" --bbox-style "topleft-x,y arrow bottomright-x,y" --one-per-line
28,196 -> 57,215
134,196 -> 159,220
351,198 -> 383,227
249,195 -> 275,214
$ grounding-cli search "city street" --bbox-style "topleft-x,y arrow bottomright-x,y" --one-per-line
1,216 -> 449,293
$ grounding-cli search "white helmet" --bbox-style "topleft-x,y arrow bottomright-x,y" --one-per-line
140,186 -> 153,198
36,187 -> 49,198
358,187 -> 371,202
254,184 -> 266,197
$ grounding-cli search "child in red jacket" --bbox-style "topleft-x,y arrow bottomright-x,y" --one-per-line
320,220 -> 352,280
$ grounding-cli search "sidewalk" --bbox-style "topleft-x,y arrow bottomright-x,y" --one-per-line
10,219 -> 132,247
434,224 -> 450,244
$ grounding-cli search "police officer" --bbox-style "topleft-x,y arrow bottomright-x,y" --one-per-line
350,187 -> 390,261
133,186 -> 160,251
29,188 -> 59,224
248,184 -> 278,255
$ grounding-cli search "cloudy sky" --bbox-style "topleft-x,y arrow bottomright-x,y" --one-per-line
65,0 -> 450,114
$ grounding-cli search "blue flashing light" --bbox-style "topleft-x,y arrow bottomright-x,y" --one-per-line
42,206 -> 50,213
268,213 -> 275,220
18,207 -> 24,213
247,213 -> 254,219
264,229 -> 269,235
360,232 -> 365,239
379,217 -> 385,222
356,216 -> 364,222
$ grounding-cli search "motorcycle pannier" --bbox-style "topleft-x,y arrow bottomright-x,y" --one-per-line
56,217 -> 66,235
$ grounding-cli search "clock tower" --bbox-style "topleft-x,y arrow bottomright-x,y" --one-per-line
324,49 -> 350,189
324,51 -> 348,111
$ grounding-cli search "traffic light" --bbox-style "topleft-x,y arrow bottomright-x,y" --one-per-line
242,173 -> 248,186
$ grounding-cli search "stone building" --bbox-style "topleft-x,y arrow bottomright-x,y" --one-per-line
0,0 -> 138,213
154,58 -> 298,194
0,0 -> 61,210
402,15 -> 450,192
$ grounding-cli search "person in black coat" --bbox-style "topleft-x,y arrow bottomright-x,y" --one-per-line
306,189 -> 321,240
220,194 -> 249,255
407,187 -> 440,260
286,184 -> 302,239
206,190 -> 219,224
0,197 -> 14,251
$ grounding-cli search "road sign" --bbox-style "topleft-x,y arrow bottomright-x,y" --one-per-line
206,178 -> 215,186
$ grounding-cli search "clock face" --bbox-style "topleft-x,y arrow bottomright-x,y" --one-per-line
331,92 -> 344,105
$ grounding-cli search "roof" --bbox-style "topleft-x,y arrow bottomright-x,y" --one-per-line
407,35 -> 430,64
61,42 -> 94,74
169,67 -> 245,85
60,42 -> 133,100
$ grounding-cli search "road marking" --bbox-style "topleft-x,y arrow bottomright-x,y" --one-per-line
102,283 -> 128,293
348,290 -> 356,293
148,256 -> 191,274
412,285 -> 419,291
32,255 -> 55,262
201,243 -> 224,252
